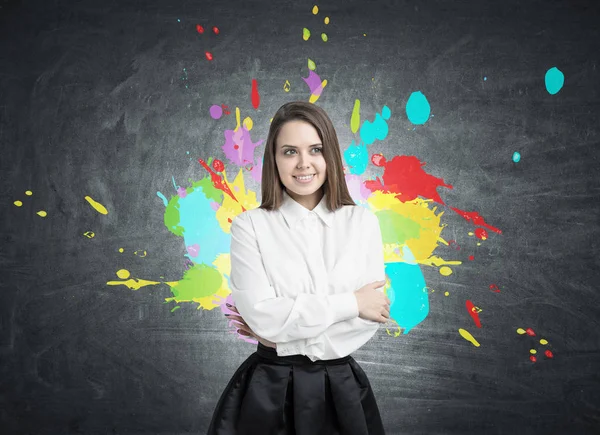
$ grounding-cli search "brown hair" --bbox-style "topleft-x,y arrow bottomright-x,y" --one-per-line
258,101 -> 356,212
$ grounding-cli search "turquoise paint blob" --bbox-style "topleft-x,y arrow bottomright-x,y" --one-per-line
512,151 -> 521,163
386,246 -> 429,334
360,112 -> 389,146
406,91 -> 431,125
545,67 -> 564,95
343,140 -> 368,175
381,105 -> 391,120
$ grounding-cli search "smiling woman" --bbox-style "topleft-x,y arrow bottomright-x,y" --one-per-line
207,101 -> 389,435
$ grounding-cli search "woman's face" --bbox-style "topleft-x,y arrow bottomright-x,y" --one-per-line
274,120 -> 327,207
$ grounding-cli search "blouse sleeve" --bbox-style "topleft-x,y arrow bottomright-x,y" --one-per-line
229,212 -> 360,344
276,210 -> 386,359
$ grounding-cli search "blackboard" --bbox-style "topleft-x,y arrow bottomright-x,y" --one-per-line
1,0 -> 599,433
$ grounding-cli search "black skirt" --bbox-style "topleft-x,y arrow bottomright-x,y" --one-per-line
207,342 -> 386,435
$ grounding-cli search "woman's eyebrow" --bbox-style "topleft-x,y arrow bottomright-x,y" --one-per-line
281,143 -> 323,148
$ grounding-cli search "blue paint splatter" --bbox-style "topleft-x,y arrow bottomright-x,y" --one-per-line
157,191 -> 169,207
406,91 -> 430,125
512,151 -> 521,163
359,105 -> 391,145
545,67 -> 564,95
386,246 -> 428,334
343,140 -> 369,175
483,76 -> 487,81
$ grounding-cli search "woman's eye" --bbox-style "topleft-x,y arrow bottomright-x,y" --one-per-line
284,148 -> 322,155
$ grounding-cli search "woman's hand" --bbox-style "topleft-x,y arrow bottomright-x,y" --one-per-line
226,305 -> 277,349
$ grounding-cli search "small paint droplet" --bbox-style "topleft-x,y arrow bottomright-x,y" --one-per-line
205,52 -> 213,61
350,99 -> 361,134
116,269 -> 130,279
324,16 -> 330,24
439,266 -> 452,276
118,248 -> 124,253
13,200 -> 23,207
177,18 -> 180,22
530,355 -> 537,362
171,306 -> 181,312
85,195 -> 108,215
468,255 -> 474,261
303,27 -> 311,41
363,33 -> 367,36
444,291 -> 449,296
483,76 -> 487,81
25,191 -> 32,196
83,231 -> 95,238
490,284 -> 500,293
526,328 -> 536,336
540,339 -> 548,345
312,5 -> 319,14
512,151 -> 521,163
458,328 -> 480,347
545,66 -> 564,95
530,349 -> 537,354
406,91 -> 431,125
251,78 -> 260,109
243,117 -> 253,130
209,104 -> 223,119
196,24 -> 204,34
212,26 -> 219,35
283,80 -> 291,92
545,349 -> 554,358
321,33 -> 328,42
516,328 -> 526,335
308,58 -> 316,71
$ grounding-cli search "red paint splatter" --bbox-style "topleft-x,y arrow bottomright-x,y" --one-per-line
364,155 -> 453,204
449,207 -> 502,235
212,159 -> 224,172
530,355 -> 537,362
212,26 -> 220,34
205,51 -> 213,61
474,227 -> 488,240
221,104 -> 231,115
526,328 -> 536,337
372,153 -> 386,167
251,79 -> 260,109
196,24 -> 204,34
466,300 -> 482,328
197,158 -> 246,213
489,284 -> 500,293
545,350 -> 554,358
468,255 -> 474,261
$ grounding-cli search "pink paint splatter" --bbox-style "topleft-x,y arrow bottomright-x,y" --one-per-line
209,105 -> 223,119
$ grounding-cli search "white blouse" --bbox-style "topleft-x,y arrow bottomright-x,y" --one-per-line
229,189 -> 386,361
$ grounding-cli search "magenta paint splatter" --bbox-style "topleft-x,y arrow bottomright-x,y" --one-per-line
210,105 -> 223,119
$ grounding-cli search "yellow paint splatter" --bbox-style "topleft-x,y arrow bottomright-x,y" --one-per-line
459,328 -> 480,347
439,266 -> 452,276
234,107 -> 241,131
243,117 -> 253,131
350,99 -> 361,134
14,200 -> 23,207
283,80 -> 291,92
308,58 -> 316,71
118,248 -> 124,253
116,269 -> 130,279
444,291 -> 449,296
134,250 -> 147,257
312,5 -> 318,14
321,33 -> 328,42
363,33 -> 367,36
517,328 -> 526,335
472,306 -> 482,313
308,79 -> 328,103
84,196 -> 108,215
530,349 -> 537,354
83,231 -> 95,238
25,190 -> 32,196
324,16 -> 330,24
36,211 -> 47,217
540,339 -> 548,345
303,27 -> 311,41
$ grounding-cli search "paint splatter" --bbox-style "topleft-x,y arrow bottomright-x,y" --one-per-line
303,28 -> 311,41
406,91 -> 431,125
212,26 -> 219,35
512,151 -> 521,163
251,79 -> 260,109
324,17 -> 330,24
545,66 -> 564,95
85,196 -> 108,215
196,24 -> 204,34
205,52 -> 213,61
474,228 -> 488,240
490,284 -> 500,293
283,80 -> 291,92
210,105 -> 223,119
439,266 -> 452,276
459,328 -> 480,347
302,70 -> 328,103
307,58 -> 316,71
321,33 -> 328,42
450,207 -> 502,235
350,99 -> 361,134
312,5 -> 318,14
466,300 -> 482,328
360,105 -> 390,146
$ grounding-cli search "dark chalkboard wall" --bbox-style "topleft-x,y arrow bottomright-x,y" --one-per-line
1,0 -> 599,433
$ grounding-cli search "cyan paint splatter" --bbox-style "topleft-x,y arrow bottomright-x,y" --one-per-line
406,91 -> 431,125
512,151 -> 521,163
343,140 -> 369,175
359,105 -> 391,145
545,67 -> 564,95
386,246 -> 428,334
157,191 -> 169,206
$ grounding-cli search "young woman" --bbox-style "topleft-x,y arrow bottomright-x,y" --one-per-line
207,101 -> 390,435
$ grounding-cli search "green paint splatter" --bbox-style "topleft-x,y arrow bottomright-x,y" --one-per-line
321,33 -> 328,42
165,263 -> 223,302
303,28 -> 311,41
171,306 -> 181,312
308,58 -> 316,71
351,99 -> 361,134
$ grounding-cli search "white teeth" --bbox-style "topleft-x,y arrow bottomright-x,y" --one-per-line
295,174 -> 314,180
